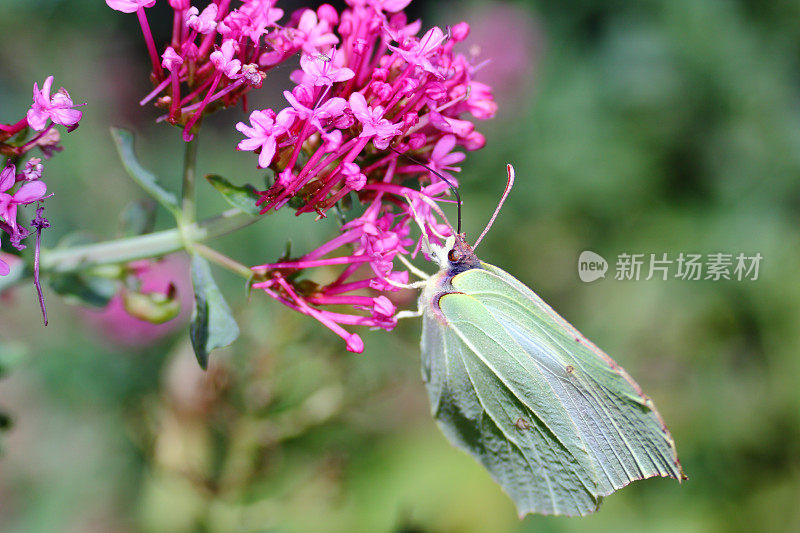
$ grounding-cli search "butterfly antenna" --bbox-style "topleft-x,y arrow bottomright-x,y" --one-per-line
390,146 -> 462,235
473,164 -> 515,250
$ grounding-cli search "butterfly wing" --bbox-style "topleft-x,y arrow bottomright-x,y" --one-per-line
420,263 -> 683,517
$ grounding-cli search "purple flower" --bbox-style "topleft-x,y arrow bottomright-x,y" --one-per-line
26,76 -> 83,132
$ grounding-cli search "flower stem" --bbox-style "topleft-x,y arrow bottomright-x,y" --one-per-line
181,135 -> 198,225
39,208 -> 259,274
193,243 -> 253,280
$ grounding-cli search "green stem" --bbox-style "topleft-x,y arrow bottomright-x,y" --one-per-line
39,209 -> 259,274
181,136 -> 198,225
193,243 -> 253,280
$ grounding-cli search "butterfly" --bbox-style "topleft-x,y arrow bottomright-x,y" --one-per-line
402,163 -> 685,517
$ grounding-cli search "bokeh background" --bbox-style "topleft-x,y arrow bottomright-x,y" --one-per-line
2,0 -> 800,532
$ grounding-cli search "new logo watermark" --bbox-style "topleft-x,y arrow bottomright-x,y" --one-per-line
578,251 -> 608,282
578,251 -> 762,282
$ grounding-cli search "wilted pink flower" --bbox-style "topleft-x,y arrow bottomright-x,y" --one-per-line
26,76 -> 83,132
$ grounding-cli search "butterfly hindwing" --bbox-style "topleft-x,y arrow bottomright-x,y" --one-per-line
422,291 -> 605,516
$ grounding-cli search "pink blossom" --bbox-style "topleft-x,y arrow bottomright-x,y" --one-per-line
105,0 -> 155,13
296,9 -> 339,54
236,109 -> 295,168
0,163 -> 47,235
26,76 -> 83,132
210,40 -> 242,79
451,81 -> 498,119
283,91 -> 347,131
349,92 -> 401,149
161,47 -> 183,71
428,109 -> 474,138
341,162 -> 366,191
298,52 -> 355,87
185,4 -> 218,34
423,134 -> 465,183
388,26 -> 447,77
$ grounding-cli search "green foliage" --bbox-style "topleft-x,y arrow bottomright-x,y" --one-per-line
189,254 -> 239,369
205,174 -> 262,216
111,128 -> 181,217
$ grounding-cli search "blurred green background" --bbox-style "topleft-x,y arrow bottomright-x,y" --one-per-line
2,0 -> 800,531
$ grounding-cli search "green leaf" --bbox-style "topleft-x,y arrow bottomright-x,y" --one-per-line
205,174 -> 261,216
189,254 -> 239,369
110,128 -> 180,217
49,272 -> 118,308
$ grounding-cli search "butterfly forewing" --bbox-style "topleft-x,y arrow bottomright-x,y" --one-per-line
450,264 -> 684,489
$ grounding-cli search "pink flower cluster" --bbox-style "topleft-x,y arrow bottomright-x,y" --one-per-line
237,1 -> 497,351
0,76 -> 83,276
108,0 -> 349,141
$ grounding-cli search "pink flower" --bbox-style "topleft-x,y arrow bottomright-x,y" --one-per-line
0,163 -> 47,235
210,40 -> 242,79
283,90 -> 347,131
26,76 -> 83,132
185,4 -> 218,34
161,47 -> 183,71
451,81 -> 498,120
298,51 -> 355,86
424,134 -> 464,183
296,9 -> 339,54
236,109 -> 295,168
388,26 -> 447,77
349,92 -> 401,149
105,0 -> 155,13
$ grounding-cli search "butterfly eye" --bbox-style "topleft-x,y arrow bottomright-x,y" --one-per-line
448,249 -> 461,263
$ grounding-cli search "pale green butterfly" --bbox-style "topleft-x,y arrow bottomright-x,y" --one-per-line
398,162 -> 685,517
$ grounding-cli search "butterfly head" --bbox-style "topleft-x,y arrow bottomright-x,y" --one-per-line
426,233 -> 481,275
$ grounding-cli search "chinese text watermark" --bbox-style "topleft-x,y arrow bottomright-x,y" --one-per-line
578,251 -> 762,282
